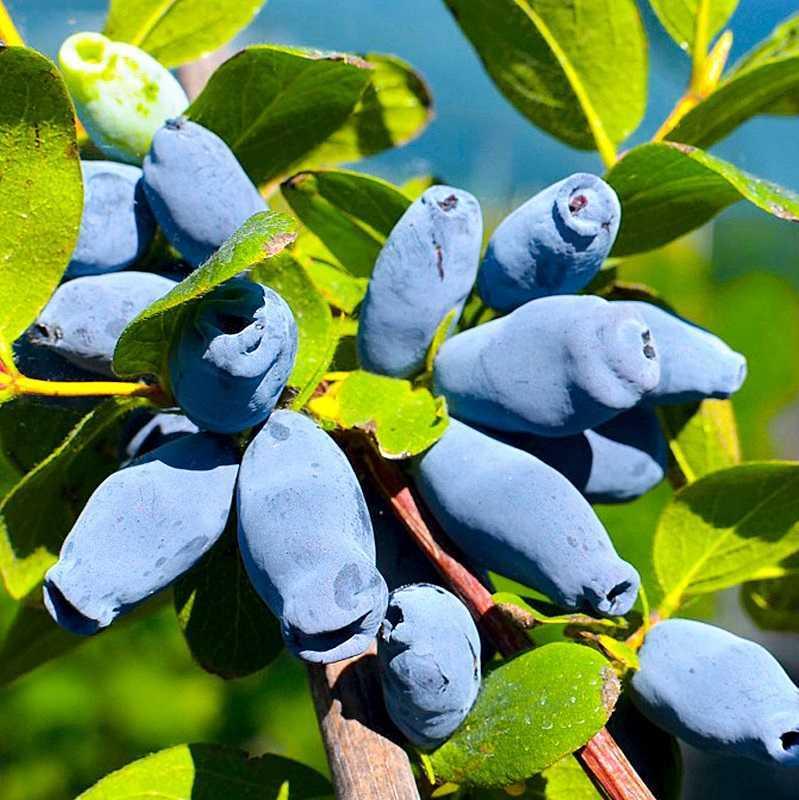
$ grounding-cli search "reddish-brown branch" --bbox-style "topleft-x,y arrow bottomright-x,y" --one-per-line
346,436 -> 655,800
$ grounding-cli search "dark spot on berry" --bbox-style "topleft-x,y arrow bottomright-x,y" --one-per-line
437,194 -> 458,212
642,330 -> 656,360
569,193 -> 589,214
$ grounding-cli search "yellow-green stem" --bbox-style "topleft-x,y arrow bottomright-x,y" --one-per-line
0,0 -> 23,46
11,375 -> 162,399
690,0 -> 712,94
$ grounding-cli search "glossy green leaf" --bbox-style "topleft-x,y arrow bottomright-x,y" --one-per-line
0,398 -> 148,599
742,572 -> 799,633
174,526 -> 283,679
648,0 -> 738,52
251,252 -> 336,403
282,169 -> 411,278
297,251 -> 369,314
0,47 -> 83,362
302,53 -> 433,168
308,370 -> 448,459
607,142 -> 799,256
188,46 -> 372,186
104,0 -> 265,69
668,56 -> 799,148
658,399 -> 741,485
113,211 -> 296,380
428,643 -> 618,788
654,463 -> 799,615
443,0 -> 647,158
77,744 -> 332,799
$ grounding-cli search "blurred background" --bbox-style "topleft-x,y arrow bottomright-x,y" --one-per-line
2,1 -> 799,798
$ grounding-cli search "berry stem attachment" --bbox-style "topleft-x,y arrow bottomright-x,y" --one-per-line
0,367 -> 164,401
346,435 -> 656,800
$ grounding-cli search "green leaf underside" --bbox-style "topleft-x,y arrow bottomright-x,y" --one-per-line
648,0 -> 738,52
104,0 -> 266,68
607,142 -> 799,256
429,643 -> 617,787
77,744 -> 333,799
310,371 -> 449,459
659,399 -> 741,484
113,211 -> 296,381
0,47 -> 83,361
443,0 -> 647,156
174,526 -> 283,679
282,169 -> 412,279
655,462 -> 799,611
188,46 -> 372,186
0,398 -> 149,599
301,52 -> 433,168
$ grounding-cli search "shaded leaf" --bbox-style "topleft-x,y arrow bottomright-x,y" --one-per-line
113,211 -> 296,381
443,0 -> 647,157
658,399 -> 741,485
302,53 -> 433,168
308,370 -> 448,459
607,142 -> 799,256
0,47 -> 83,362
654,463 -> 799,615
188,46 -> 372,185
104,0 -> 265,69
742,573 -> 799,633
428,643 -> 617,788
282,169 -> 411,278
174,526 -> 283,679
0,398 -> 148,599
77,743 -> 332,799
648,0 -> 738,53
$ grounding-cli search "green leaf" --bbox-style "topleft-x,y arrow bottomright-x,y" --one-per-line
188,46 -> 372,186
282,169 -> 411,279
174,525 -> 283,679
77,743 -> 332,799
607,142 -> 799,256
0,47 -> 83,359
104,0 -> 265,69
302,53 -> 433,168
443,0 -> 647,160
298,252 -> 369,314
742,573 -> 799,633
251,252 -> 337,403
667,56 -> 799,148
648,0 -> 738,53
654,462 -> 799,615
113,211 -> 296,380
0,397 -> 148,599
308,370 -> 448,459
428,643 -> 618,788
658,399 -> 741,485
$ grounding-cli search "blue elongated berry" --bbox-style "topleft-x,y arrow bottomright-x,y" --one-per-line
58,33 -> 188,164
378,583 -> 481,749
30,272 -> 176,377
614,301 -> 747,404
168,279 -> 297,434
237,410 -> 388,663
123,412 -> 199,461
506,406 -> 667,504
143,118 -> 268,267
413,420 -> 640,615
357,186 -> 483,378
477,174 -> 620,312
433,295 -> 660,437
631,619 -> 799,766
43,433 -> 239,635
67,161 -> 156,279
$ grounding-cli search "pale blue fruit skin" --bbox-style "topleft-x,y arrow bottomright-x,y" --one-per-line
67,161 -> 156,279
43,433 -> 239,635
631,619 -> 799,767
30,272 -> 176,377
123,412 -> 199,461
357,186 -> 483,378
505,406 -> 667,504
413,419 -> 640,616
237,410 -> 389,663
477,173 -> 621,312
433,295 -> 660,436
143,118 -> 268,267
614,301 -> 747,405
169,279 -> 297,434
378,583 -> 481,749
